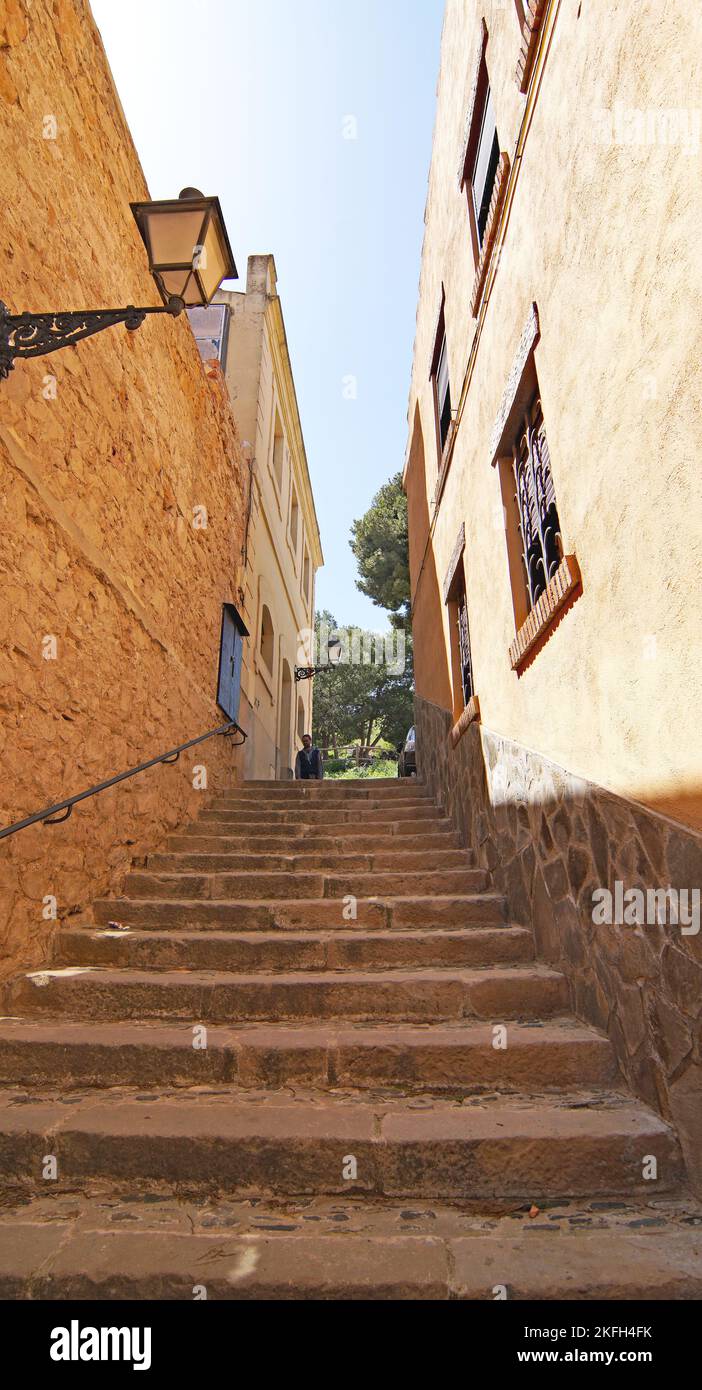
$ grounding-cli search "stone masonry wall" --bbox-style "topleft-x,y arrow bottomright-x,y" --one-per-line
415,694 -> 702,1194
0,1 -> 248,978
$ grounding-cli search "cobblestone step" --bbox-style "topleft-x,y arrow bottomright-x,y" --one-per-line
2,1192 -> 700,1299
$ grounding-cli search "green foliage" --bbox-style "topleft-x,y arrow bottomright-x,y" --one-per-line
311,611 -> 414,754
328,757 -> 399,781
350,472 -> 410,620
323,756 -> 353,775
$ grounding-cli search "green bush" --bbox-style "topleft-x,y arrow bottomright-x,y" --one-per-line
323,756 -> 353,775
327,756 -> 399,781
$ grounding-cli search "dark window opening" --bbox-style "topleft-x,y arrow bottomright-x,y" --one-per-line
456,583 -> 475,708
446,550 -> 475,715
431,300 -> 452,462
511,393 -> 563,610
471,86 -> 500,248
260,603 -> 274,672
436,334 -> 452,450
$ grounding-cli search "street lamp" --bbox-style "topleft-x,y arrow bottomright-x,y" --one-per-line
295,635 -> 343,683
0,188 -> 237,381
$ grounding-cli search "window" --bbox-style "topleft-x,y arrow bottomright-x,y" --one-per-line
289,484 -> 299,556
260,603 -> 274,672
491,306 -> 580,669
302,548 -> 310,604
271,410 -> 284,490
431,301 -> 452,461
471,85 -> 500,250
187,304 -> 230,366
460,37 -> 502,269
456,586 -> 475,708
510,391 -> 563,612
447,560 -> 474,715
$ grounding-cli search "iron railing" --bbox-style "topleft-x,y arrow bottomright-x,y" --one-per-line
0,719 -> 247,842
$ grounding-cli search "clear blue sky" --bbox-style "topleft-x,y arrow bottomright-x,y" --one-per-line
91,0 -> 444,628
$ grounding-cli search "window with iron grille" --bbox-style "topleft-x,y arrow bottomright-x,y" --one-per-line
511,393 -> 563,610
456,585 -> 475,707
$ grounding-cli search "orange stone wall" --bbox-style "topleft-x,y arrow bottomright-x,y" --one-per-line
0,0 -> 248,978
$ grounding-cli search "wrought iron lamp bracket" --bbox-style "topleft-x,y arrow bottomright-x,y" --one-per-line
0,296 -> 184,379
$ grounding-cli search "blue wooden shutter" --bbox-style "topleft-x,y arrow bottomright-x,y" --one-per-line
217,604 -> 248,721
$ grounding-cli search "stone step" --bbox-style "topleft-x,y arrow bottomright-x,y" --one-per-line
55,925 -> 534,973
8,964 -> 569,1023
92,893 -> 509,932
2,1193 -> 700,1299
0,1089 -> 683,1201
212,795 -> 433,811
0,1019 -> 617,1092
123,867 -> 489,902
168,829 -> 462,853
225,781 -> 430,794
199,806 -> 442,826
148,847 -> 474,874
243,778 -> 419,790
188,816 -> 453,839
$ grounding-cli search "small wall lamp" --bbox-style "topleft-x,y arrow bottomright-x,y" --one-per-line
0,188 -> 237,380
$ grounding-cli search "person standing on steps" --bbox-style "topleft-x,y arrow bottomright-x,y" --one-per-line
295,733 -> 324,780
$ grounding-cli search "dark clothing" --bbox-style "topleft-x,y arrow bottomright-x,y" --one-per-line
295,747 -> 323,780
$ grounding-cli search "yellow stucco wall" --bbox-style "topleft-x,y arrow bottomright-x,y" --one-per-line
217,260 -> 323,778
405,0 -> 702,830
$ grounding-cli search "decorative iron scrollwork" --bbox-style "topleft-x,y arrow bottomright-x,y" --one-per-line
0,300 -> 147,377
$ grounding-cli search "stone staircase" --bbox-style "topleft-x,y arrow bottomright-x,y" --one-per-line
0,778 -> 700,1299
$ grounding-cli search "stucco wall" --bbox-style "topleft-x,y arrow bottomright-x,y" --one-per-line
405,0 -> 702,831
217,260 -> 321,780
0,0 -> 248,977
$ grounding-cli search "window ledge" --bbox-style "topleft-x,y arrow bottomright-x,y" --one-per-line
450,695 -> 481,748
516,0 -> 548,93
470,152 -> 511,318
509,554 -> 582,672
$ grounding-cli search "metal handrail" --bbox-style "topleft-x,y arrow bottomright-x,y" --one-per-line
0,719 -> 247,842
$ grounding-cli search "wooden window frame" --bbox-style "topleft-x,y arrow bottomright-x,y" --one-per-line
430,295 -> 453,468
493,348 -> 581,672
444,528 -> 479,736
461,51 -> 500,269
